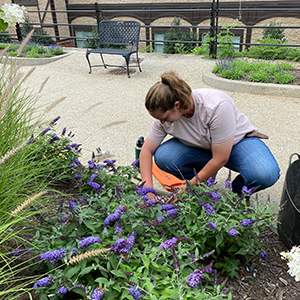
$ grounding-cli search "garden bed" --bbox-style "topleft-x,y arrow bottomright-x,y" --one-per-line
0,42 -> 69,65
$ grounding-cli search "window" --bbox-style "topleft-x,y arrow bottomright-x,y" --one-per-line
154,33 -> 164,53
75,31 -> 91,48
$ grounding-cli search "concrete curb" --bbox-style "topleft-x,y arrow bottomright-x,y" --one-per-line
202,72 -> 300,98
3,52 -> 71,66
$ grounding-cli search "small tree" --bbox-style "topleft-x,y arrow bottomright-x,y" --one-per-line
263,21 -> 285,42
163,17 -> 198,54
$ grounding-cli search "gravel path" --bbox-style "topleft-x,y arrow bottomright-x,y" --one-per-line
17,49 -> 300,207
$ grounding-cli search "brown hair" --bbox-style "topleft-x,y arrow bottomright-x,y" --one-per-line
145,71 -> 192,113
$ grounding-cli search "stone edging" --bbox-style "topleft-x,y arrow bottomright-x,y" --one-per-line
202,72 -> 300,98
2,52 -> 71,66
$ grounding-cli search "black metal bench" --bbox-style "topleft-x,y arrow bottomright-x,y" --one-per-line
85,20 -> 142,78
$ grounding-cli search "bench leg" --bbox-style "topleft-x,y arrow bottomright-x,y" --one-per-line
136,52 -> 142,73
100,53 -> 107,68
86,53 -> 92,74
124,55 -> 131,78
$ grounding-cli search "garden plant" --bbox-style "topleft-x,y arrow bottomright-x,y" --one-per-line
0,41 -> 63,58
213,57 -> 296,84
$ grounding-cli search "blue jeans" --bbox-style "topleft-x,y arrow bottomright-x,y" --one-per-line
154,137 -> 280,194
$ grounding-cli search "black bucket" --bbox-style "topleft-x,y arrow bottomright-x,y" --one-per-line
278,153 -> 300,249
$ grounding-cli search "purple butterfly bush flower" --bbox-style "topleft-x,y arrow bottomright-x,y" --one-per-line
206,222 -> 217,229
90,174 -> 98,182
199,203 -> 215,215
86,182 -> 103,194
52,133 -> 59,141
136,183 -> 157,197
41,127 -> 51,135
206,172 -> 217,187
144,199 -> 157,207
69,201 -> 76,211
104,206 -> 125,227
33,276 -> 52,288
156,217 -> 165,224
186,269 -> 205,289
74,158 -> 81,166
67,146 -> 72,150
91,287 -> 105,300
209,192 -> 221,201
74,174 -> 80,180
71,247 -> 78,256
57,286 -> 68,295
240,219 -> 253,227
78,236 -> 102,249
229,228 -> 238,241
242,186 -> 257,195
128,286 -> 141,299
131,158 -> 140,168
62,127 -> 66,135
159,237 -> 178,252
186,264 -> 213,289
88,160 -> 95,169
103,159 -> 117,173
70,143 -> 77,148
39,248 -> 66,266
259,251 -> 271,262
111,229 -> 136,255
166,209 -> 178,218
58,216 -> 68,223
114,219 -> 122,234
161,204 -> 174,211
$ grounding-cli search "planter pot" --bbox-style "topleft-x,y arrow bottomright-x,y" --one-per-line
1,52 -> 71,66
278,153 -> 300,249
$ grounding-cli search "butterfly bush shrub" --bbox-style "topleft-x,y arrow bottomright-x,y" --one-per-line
20,139 -> 279,299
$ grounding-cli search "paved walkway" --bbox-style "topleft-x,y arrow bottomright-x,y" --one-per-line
19,49 -> 300,207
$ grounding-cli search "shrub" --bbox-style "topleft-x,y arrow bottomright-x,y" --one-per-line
0,30 -> 10,43
23,156 -> 279,299
163,17 -> 198,54
263,21 -> 285,42
21,16 -> 53,46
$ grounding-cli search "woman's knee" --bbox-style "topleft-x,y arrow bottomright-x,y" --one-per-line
246,164 -> 280,190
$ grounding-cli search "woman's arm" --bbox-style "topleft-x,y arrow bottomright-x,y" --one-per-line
139,137 -> 160,198
190,136 -> 234,185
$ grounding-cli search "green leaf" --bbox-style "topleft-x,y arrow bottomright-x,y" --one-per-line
95,277 -> 109,285
72,288 -> 87,298
142,255 -> 150,270
215,232 -> 224,249
110,269 -> 127,279
79,266 -> 94,276
84,219 -> 96,232
113,284 -> 121,292
64,265 -> 81,278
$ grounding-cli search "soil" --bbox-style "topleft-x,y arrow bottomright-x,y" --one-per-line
215,68 -> 300,86
219,230 -> 300,300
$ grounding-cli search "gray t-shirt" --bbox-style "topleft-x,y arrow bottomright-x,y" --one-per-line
147,88 -> 256,150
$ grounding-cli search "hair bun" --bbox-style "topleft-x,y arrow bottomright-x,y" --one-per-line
161,79 -> 170,86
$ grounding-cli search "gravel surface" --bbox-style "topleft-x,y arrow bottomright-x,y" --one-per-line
14,49 -> 300,208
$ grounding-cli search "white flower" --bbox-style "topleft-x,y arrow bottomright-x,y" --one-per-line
281,245 -> 300,282
0,3 -> 26,27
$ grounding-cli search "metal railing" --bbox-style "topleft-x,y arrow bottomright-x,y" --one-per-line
1,0 -> 300,58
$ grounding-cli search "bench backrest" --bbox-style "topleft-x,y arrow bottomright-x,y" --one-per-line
98,20 -> 141,48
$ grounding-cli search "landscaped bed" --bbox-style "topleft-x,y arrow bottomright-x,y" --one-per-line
0,41 -> 64,58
